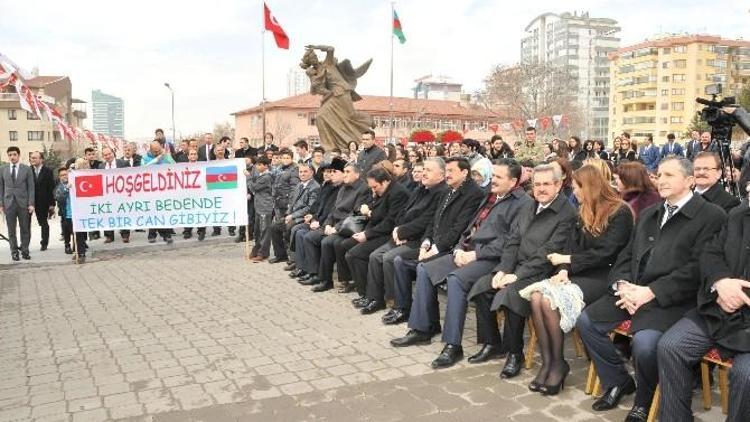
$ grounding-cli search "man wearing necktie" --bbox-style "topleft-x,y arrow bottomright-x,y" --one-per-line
98,147 -> 131,243
270,164 -> 319,264
0,147 -> 36,261
29,151 -> 55,251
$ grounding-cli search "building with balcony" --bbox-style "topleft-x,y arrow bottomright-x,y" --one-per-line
0,75 -> 86,163
608,34 -> 750,143
413,75 -> 463,102
232,93 -> 501,147
521,11 -> 621,140
91,89 -> 124,138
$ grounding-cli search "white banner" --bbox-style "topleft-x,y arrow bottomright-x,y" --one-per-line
70,159 -> 248,231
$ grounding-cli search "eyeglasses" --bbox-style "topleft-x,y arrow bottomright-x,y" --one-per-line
694,167 -> 718,172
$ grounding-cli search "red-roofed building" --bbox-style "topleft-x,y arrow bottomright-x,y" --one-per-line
232,94 -> 505,147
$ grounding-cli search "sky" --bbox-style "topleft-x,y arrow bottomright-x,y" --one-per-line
2,0 -> 748,140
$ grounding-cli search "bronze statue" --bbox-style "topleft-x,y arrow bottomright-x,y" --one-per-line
301,45 -> 373,151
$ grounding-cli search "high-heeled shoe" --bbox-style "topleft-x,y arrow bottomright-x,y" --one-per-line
540,362 -> 570,396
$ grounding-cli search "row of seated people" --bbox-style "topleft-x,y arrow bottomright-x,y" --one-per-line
267,146 -> 747,422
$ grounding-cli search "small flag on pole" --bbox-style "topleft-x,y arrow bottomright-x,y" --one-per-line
393,9 -> 406,44
264,2 -> 289,49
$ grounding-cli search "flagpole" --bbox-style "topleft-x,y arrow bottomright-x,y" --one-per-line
389,2 -> 395,144
261,21 -> 267,145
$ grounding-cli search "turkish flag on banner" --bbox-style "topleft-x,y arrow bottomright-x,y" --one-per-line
264,3 -> 289,49
75,175 -> 104,198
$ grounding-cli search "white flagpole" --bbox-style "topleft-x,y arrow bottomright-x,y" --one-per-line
261,4 -> 267,144
389,2 -> 395,144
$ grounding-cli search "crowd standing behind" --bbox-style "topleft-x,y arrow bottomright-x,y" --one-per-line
2,127 -> 750,422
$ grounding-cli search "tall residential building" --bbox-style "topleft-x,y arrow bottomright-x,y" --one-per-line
0,75 -> 87,163
521,12 -> 620,140
413,75 -> 462,102
91,89 -> 124,137
609,35 -> 750,143
287,68 -> 311,97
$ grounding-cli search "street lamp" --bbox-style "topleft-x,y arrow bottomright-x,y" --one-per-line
164,83 -> 175,143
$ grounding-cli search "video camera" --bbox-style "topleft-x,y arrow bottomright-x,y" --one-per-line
695,84 -> 750,197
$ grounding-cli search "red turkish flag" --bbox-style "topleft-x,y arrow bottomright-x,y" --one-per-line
75,175 -> 104,198
264,3 -> 289,49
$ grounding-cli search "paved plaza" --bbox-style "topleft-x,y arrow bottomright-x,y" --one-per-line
0,231 -> 726,421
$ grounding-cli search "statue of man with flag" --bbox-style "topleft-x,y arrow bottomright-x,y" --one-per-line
300,45 -> 374,151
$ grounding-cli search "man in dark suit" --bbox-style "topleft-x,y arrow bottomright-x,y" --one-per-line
268,149 -> 300,262
361,157 -> 447,316
98,147 -> 131,243
356,130 -> 387,177
576,157 -> 726,421
685,130 -> 700,161
0,146 -> 35,260
197,133 -> 214,162
122,143 -> 141,167
660,133 -> 685,159
173,140 -> 189,163
29,151 -> 55,251
390,159 -> 532,370
468,164 -> 577,378
693,152 -> 740,212
234,137 -> 257,159
389,158 -> 484,331
657,202 -> 750,421
270,163 -> 319,264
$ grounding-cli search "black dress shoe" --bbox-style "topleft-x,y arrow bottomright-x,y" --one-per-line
390,329 -> 433,347
11,252 -> 20,261
268,256 -> 286,264
40,245 -> 47,251
64,246 -> 73,255
351,296 -> 369,309
382,309 -> 409,325
283,263 -> 296,271
289,269 -> 304,278
360,300 -> 385,315
184,232 -> 193,240
467,343 -> 506,364
198,232 -> 206,241
148,237 -> 157,243
500,353 -> 525,379
21,253 -> 30,260
624,405 -> 649,422
298,273 -> 314,281
234,236 -> 244,243
592,376 -> 636,411
381,309 -> 396,320
431,344 -> 464,369
311,281 -> 333,292
299,276 -> 319,286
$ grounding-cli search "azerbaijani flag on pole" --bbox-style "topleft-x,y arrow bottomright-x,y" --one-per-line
393,9 -> 406,44
205,166 -> 238,190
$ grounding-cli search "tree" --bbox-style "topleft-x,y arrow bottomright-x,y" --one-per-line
270,118 -> 292,146
738,85 -> 750,111
477,62 -> 584,139
684,112 -> 710,139
212,121 -> 235,142
41,143 -> 63,177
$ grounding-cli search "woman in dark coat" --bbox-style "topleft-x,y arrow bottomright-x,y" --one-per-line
614,161 -> 661,219
518,165 -> 633,394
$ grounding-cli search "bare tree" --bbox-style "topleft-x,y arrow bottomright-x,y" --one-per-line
478,63 -> 584,136
271,118 -> 292,146
212,121 -> 235,141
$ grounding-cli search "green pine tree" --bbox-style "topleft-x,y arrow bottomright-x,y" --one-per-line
42,143 -> 63,178
684,112 -> 710,139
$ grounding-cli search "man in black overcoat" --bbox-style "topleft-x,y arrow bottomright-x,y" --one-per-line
575,157 -> 726,421
693,151 -> 740,213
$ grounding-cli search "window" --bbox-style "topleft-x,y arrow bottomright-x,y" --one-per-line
307,113 -> 316,126
672,74 -> 686,82
672,102 -> 684,111
673,45 -> 687,53
660,103 -> 669,110
9,131 -> 18,141
27,112 -> 39,120
672,88 -> 685,95
8,109 -> 17,120
674,59 -> 687,68
662,62 -> 671,69
663,48 -> 671,54
670,116 -> 684,124
27,131 -> 44,141
662,76 -> 670,82
661,89 -> 669,96
661,118 -> 668,124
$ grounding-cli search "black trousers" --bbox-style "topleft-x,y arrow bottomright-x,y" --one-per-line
251,213 -> 273,257
473,287 -> 517,351
319,234 -> 348,283
61,218 -> 87,256
302,229 -> 325,275
34,208 -> 49,247
147,229 -> 172,239
346,237 -> 389,297
104,230 -> 130,240
270,218 -> 294,260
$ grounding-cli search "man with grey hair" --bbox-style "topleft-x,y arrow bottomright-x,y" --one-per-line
576,156 -> 726,421
468,163 -> 577,378
98,147 -> 131,243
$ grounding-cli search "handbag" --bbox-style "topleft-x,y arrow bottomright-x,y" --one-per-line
338,215 -> 367,237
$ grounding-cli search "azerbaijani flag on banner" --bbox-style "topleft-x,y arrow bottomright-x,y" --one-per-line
393,9 -> 406,44
205,166 -> 238,190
